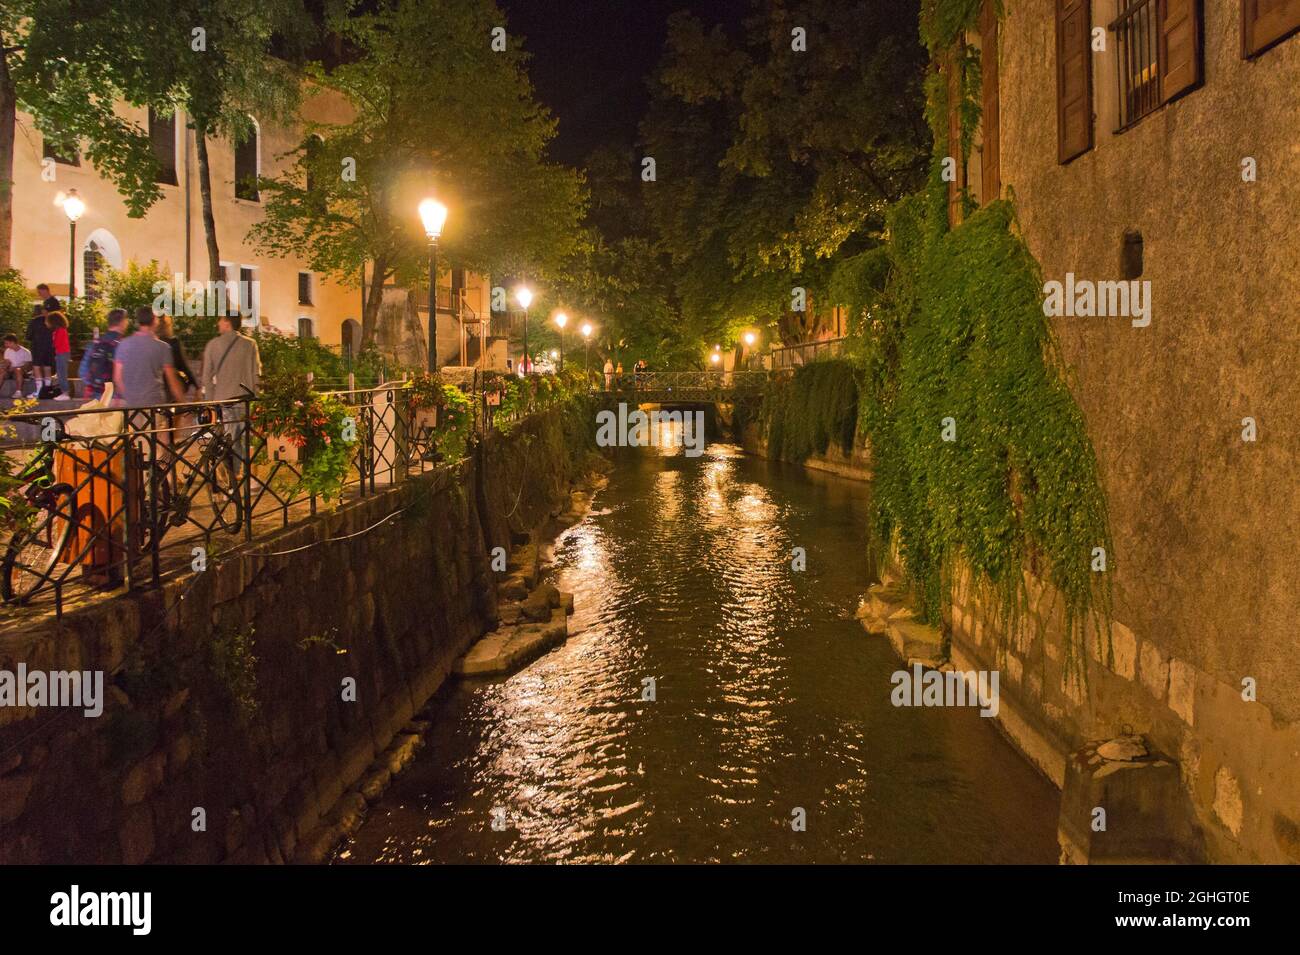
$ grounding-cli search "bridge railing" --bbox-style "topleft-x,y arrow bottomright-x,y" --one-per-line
611,370 -> 768,396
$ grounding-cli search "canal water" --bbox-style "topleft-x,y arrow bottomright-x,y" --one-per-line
339,435 -> 1060,864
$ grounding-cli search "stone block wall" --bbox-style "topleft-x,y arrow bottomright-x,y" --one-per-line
0,405 -> 591,864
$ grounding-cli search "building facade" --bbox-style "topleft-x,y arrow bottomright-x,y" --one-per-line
7,86 -> 494,369
947,1 -> 1300,862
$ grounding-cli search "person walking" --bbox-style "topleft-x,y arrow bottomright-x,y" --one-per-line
80,309 -> 127,400
45,308 -> 72,399
156,313 -> 197,396
113,307 -> 185,408
25,303 -> 54,396
199,313 -> 262,475
603,357 -> 614,392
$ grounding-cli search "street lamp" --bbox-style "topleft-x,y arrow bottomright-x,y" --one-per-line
554,311 -> 568,371
418,198 -> 448,372
62,189 -> 85,298
515,286 -> 533,375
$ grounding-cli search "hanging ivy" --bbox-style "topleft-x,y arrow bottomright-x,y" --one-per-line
802,0 -> 1113,677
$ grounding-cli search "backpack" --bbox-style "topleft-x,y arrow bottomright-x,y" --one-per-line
84,336 -> 120,395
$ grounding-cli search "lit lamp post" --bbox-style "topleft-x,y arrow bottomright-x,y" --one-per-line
743,331 -> 757,370
554,311 -> 568,371
62,189 -> 85,298
515,286 -> 533,375
418,198 -> 448,372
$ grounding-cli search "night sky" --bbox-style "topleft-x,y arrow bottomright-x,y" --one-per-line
498,0 -> 751,167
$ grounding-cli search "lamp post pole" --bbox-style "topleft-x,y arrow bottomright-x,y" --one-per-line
68,219 -> 76,298
417,198 -> 448,373
522,306 -> 529,375
427,236 -> 438,372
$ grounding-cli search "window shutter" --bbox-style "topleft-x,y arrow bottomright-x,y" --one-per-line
1158,0 -> 1202,102
980,0 -> 1000,204
945,48 -> 966,227
1056,0 -> 1093,164
1244,0 -> 1300,56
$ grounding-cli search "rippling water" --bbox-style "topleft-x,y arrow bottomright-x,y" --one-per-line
339,434 -> 1060,864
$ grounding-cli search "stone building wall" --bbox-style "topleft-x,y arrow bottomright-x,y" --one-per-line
970,0 -> 1300,863
0,406 -> 591,863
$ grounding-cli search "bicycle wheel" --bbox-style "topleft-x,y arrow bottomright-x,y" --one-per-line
1,488 -> 76,604
197,441 -> 244,533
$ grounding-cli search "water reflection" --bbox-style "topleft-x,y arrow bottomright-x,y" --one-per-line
339,435 -> 1059,864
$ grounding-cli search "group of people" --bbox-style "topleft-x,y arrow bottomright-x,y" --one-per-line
601,357 -> 648,390
1,283 -> 73,399
2,285 -> 262,412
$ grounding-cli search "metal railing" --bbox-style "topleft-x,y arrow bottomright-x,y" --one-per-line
768,337 -> 847,371
610,370 -> 769,399
0,375 -> 566,621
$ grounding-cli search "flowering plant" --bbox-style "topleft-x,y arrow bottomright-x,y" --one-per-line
250,374 -> 355,500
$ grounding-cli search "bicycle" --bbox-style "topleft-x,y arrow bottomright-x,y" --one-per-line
0,405 -> 246,605
137,404 -> 245,544
0,442 -> 80,604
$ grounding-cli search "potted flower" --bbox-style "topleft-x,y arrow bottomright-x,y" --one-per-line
404,372 -> 443,433
250,374 -> 355,500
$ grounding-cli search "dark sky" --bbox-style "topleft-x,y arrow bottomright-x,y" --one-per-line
498,0 -> 751,167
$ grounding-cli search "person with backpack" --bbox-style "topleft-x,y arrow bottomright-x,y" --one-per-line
80,308 -> 127,400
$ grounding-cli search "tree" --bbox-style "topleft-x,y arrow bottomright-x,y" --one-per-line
138,0 -> 312,282
633,0 -> 929,350
250,0 -> 586,347
0,1 -> 168,269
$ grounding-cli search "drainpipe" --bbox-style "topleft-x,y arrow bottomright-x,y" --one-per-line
184,112 -> 192,283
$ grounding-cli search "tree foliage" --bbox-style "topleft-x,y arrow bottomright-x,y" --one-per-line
250,0 -> 586,346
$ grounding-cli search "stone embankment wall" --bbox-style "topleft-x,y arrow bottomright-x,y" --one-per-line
737,421 -> 872,482
0,406 -> 596,864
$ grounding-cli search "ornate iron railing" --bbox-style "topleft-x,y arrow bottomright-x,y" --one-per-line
0,375 -> 569,622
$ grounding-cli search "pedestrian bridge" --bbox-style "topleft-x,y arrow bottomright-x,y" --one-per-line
608,370 -> 769,403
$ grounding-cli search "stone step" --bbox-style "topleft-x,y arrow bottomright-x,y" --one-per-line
858,580 -> 911,635
454,607 -> 569,677
886,617 -> 944,669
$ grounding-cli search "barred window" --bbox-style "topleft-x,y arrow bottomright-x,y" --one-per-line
1110,0 -> 1160,130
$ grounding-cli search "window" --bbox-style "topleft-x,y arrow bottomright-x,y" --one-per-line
1244,0 -> 1300,57
1109,0 -> 1202,132
1056,0 -> 1094,162
239,266 -> 257,319
234,120 -> 259,201
84,241 -> 106,302
149,109 -> 178,185
303,134 -> 323,194
979,0 -> 1000,204
42,133 -> 80,167
297,317 -> 314,339
298,271 -> 313,306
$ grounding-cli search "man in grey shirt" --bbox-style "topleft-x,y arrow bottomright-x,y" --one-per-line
114,308 -> 185,407
200,314 -> 262,474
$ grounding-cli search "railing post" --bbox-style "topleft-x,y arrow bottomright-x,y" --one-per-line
242,396 -> 253,542
147,410 -> 161,586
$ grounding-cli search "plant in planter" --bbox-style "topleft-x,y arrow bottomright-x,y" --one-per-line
249,373 -> 355,500
404,373 -> 473,463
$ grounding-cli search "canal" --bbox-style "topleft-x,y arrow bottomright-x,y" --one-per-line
339,434 -> 1060,864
